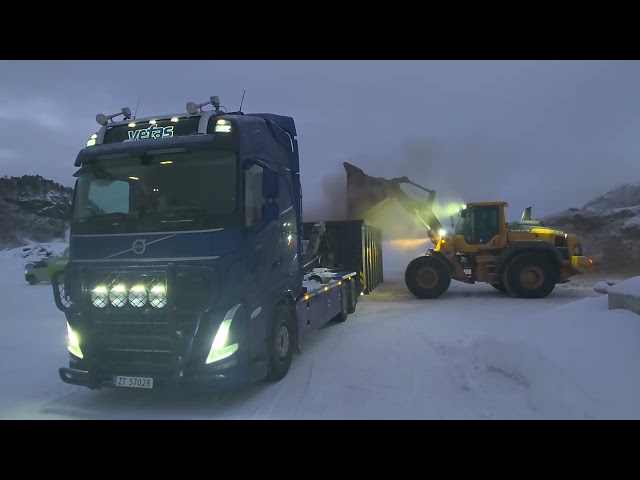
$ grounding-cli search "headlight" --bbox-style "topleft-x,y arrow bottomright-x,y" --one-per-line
109,284 -> 128,307
67,322 -> 83,359
206,304 -> 241,364
149,284 -> 167,308
91,285 -> 109,308
128,284 -> 147,308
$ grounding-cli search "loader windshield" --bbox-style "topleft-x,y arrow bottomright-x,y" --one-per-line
455,205 -> 500,245
71,150 -> 239,234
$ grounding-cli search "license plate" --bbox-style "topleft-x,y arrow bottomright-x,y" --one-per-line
113,375 -> 154,389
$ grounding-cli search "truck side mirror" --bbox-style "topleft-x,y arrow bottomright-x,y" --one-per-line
262,199 -> 279,223
262,169 -> 279,200
261,169 -> 280,224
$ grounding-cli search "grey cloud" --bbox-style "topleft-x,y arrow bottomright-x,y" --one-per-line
1,60 -> 639,221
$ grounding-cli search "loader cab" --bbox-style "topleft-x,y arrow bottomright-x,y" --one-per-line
455,202 -> 507,246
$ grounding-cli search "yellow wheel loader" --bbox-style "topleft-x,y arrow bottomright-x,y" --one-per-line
344,162 -> 593,299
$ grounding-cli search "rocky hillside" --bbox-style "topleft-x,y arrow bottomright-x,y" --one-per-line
543,182 -> 640,271
0,175 -> 73,248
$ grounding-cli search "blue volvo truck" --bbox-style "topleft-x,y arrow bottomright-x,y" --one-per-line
51,96 -> 366,390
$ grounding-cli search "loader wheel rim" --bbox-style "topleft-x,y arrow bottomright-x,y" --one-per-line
416,267 -> 439,289
520,266 -> 544,290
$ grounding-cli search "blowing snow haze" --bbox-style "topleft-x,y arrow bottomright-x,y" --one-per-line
1,60 -> 640,223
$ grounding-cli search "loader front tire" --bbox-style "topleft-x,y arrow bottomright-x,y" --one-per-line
405,255 -> 451,299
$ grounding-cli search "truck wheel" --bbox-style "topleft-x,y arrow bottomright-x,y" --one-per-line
265,304 -> 295,382
346,279 -> 357,314
335,283 -> 349,323
405,255 -> 451,299
490,282 -> 506,292
26,274 -> 38,285
503,253 -> 557,298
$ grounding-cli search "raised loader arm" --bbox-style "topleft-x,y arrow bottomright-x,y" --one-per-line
343,162 -> 444,245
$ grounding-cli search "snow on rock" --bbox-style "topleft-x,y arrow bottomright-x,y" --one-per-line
583,181 -> 640,211
544,182 -> 640,269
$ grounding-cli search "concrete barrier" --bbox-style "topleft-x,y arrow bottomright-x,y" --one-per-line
607,276 -> 640,316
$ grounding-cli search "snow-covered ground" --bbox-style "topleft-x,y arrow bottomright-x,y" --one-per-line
1,240 -> 639,420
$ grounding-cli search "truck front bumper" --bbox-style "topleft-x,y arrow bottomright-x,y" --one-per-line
58,355 -> 266,392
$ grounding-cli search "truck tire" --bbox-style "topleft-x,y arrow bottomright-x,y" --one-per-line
502,253 -> 557,298
405,255 -> 451,299
265,304 -> 296,382
335,283 -> 349,323
346,279 -> 357,314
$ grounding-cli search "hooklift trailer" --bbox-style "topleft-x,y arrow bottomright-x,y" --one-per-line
52,97 -> 362,391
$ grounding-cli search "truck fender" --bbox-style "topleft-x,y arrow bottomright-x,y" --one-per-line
496,242 -> 563,274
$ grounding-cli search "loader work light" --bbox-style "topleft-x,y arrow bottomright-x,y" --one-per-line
206,304 -> 240,364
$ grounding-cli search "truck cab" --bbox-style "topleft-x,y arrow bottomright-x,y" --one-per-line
53,98 -> 357,390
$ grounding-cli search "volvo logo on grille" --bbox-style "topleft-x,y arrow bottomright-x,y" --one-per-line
132,239 -> 146,255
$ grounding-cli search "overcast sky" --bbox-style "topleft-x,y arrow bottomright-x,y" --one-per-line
1,60 -> 639,221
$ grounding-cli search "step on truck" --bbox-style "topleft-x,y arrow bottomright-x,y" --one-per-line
52,97 -> 361,390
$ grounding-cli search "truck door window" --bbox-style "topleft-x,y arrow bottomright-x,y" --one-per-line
86,179 -> 130,217
245,164 -> 263,228
278,173 -> 299,272
279,174 -> 294,226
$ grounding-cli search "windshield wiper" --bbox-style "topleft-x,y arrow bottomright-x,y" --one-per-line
77,212 -> 131,223
163,207 -> 209,221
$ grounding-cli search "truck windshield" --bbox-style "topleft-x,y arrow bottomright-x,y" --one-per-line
72,150 -> 239,234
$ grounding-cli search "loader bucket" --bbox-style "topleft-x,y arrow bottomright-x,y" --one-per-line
343,161 -> 443,234
344,162 -> 397,220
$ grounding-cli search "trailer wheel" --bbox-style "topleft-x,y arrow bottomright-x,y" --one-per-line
335,283 -> 349,323
502,253 -> 557,298
405,255 -> 451,299
265,304 -> 295,382
346,278 -> 357,314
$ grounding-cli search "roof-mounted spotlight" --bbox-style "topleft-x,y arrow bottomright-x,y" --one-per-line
185,96 -> 222,115
96,107 -> 132,126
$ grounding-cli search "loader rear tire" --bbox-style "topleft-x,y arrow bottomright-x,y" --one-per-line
405,255 -> 451,299
503,253 -> 557,299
